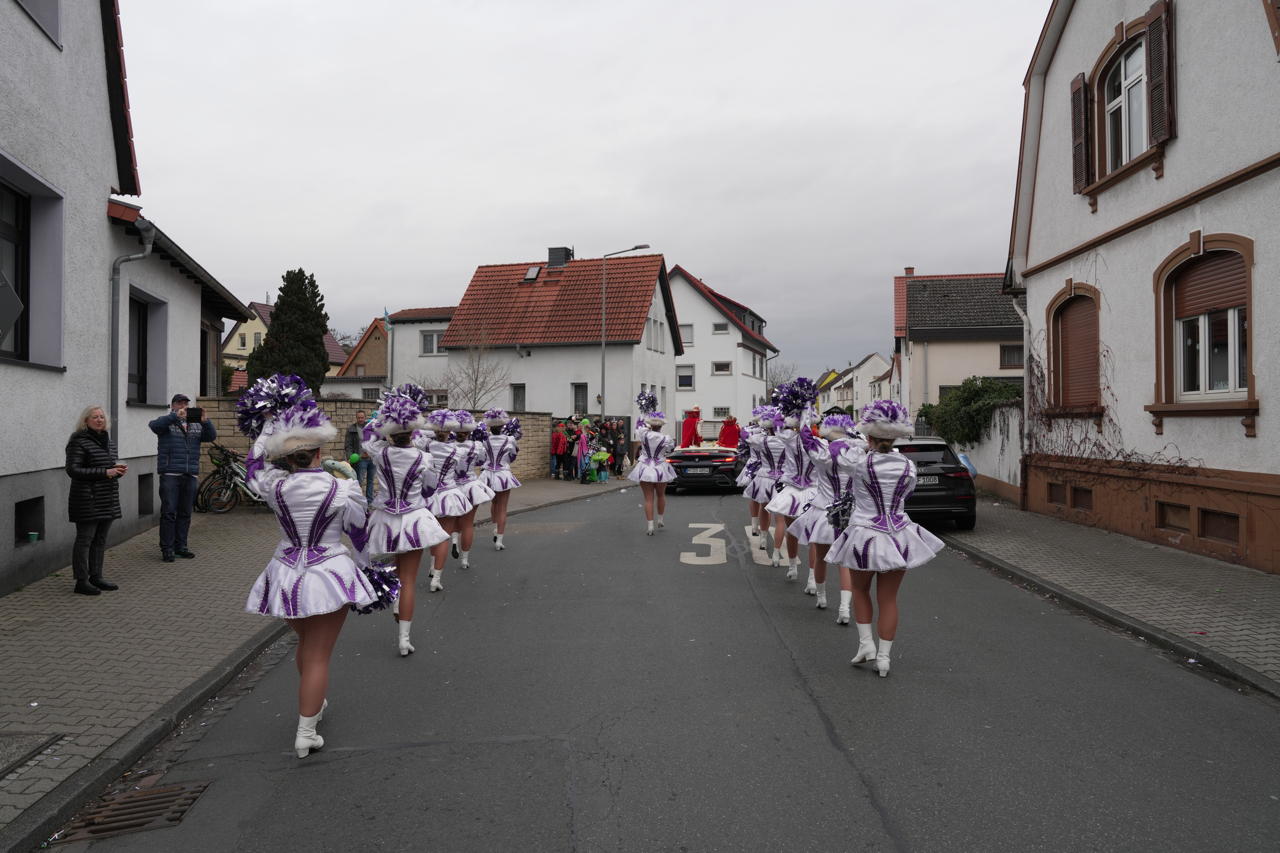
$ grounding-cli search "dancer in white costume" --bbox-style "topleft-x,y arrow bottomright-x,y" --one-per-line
736,415 -> 768,542
363,390 -> 449,656
744,406 -> 788,568
239,375 -> 380,758
424,409 -> 496,575
826,401 -> 945,677
628,391 -> 676,535
788,413 -> 864,615
478,409 -> 522,551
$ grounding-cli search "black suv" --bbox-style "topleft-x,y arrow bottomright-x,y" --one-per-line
895,437 -> 976,529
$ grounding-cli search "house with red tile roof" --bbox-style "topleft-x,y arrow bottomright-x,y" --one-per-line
380,306 -> 455,407
221,300 -> 349,378
389,249 -> 682,421
665,266 -> 777,436
320,316 -> 393,402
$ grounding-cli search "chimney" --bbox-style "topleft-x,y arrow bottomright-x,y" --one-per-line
904,266 -> 915,277
548,247 -> 574,268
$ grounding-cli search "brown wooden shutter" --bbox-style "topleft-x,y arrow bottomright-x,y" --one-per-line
1058,296 -> 1099,407
1174,251 -> 1247,319
1146,0 -> 1176,145
1070,73 -> 1092,193
1265,1 -> 1280,55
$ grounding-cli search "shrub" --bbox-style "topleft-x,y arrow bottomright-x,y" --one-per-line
923,377 -> 1021,447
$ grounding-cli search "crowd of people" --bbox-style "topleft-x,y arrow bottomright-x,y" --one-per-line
549,417 -> 629,483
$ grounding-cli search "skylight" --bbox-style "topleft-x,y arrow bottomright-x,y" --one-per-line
523,266 -> 540,282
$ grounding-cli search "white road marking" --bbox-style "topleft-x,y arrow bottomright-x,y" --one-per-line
680,523 -> 727,565
744,526 -> 776,566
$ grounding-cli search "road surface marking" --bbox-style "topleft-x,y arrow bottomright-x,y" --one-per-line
681,523 -> 727,565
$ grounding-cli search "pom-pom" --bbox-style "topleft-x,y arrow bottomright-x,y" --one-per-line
350,563 -> 401,615
392,383 -> 433,413
236,374 -> 316,439
501,417 -> 523,439
469,422 -> 490,441
771,377 -> 819,417
857,400 -> 914,440
635,390 -> 658,415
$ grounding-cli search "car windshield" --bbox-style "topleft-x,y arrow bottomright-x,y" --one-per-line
896,443 -> 959,465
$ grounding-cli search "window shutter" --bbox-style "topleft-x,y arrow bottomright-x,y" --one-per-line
1070,73 -> 1092,193
1174,251 -> 1247,319
1265,1 -> 1280,55
1058,297 -> 1099,407
1146,0 -> 1176,145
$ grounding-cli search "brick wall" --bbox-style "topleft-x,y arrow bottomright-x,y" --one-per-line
199,397 -> 550,480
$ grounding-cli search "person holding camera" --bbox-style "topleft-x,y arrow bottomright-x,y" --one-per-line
65,406 -> 126,595
149,393 -> 216,562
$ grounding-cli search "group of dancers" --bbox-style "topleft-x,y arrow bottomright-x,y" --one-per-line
234,376 -> 522,758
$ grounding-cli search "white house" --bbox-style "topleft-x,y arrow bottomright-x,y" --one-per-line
666,266 -> 776,437
0,0 -> 251,592
387,305 -> 455,405
390,249 -> 683,432
829,353 -> 891,414
1006,0 -> 1280,571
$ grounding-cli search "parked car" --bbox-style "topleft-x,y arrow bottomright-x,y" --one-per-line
667,445 -> 744,492
895,436 -> 976,529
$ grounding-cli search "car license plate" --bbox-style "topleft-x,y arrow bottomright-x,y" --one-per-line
917,475 -> 939,486
685,466 -> 711,475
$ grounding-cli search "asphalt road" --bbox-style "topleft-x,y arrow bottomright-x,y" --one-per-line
66,489 -> 1280,852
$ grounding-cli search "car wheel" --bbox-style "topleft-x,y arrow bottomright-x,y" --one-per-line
954,513 -> 976,531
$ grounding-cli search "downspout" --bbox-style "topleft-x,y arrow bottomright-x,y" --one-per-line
110,217 -> 156,430
1009,294 -> 1031,511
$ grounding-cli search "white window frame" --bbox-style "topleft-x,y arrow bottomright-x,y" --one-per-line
1104,41 -> 1146,173
1175,307 -> 1247,402
420,330 -> 443,356
679,323 -> 694,347
711,361 -> 732,376
676,365 -> 694,391
712,322 -> 729,334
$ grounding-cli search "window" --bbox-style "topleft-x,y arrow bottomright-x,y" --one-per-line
711,362 -> 732,375
238,332 -> 246,348
676,365 -> 695,390
362,388 -> 379,401
420,331 -> 442,355
253,331 -> 262,349
511,383 -> 526,411
1173,252 -> 1248,401
0,182 -> 29,359
571,383 -> 588,414
127,297 -> 149,404
713,407 -> 731,418
680,324 -> 693,346
432,392 -> 449,407
1049,287 -> 1100,409
1000,344 -> 1024,369
1103,42 -> 1146,173
712,322 -> 729,334
355,365 -> 365,376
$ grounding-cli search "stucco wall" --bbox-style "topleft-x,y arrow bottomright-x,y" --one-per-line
959,404 -> 1023,502
668,271 -> 769,420
906,339 -> 1022,410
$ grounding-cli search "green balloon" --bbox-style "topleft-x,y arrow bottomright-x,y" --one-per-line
349,453 -> 360,465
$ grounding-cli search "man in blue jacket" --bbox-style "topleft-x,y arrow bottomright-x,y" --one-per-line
149,393 -> 216,562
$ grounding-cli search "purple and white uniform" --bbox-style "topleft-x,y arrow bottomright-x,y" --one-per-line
426,439 -> 496,517
788,436 -> 865,546
363,437 -> 449,557
825,450 -> 945,572
736,425 -> 762,491
627,427 -> 676,484
765,429 -> 817,517
477,434 -> 522,493
243,439 -> 379,618
744,431 -> 788,504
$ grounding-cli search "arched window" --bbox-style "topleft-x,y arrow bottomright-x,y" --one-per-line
1103,41 -> 1146,173
1050,288 -> 1100,409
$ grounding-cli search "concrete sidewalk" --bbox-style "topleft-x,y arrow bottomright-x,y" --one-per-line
0,476 -> 626,852
943,498 -> 1280,700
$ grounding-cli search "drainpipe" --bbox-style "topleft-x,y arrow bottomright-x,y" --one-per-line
1009,294 -> 1032,511
110,217 -> 156,429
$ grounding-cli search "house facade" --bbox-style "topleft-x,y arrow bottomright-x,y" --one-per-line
831,353 -> 891,414
1006,0 -> 1280,571
0,0 -> 251,592
666,266 -> 776,435
221,300 -> 348,381
387,306 -> 455,406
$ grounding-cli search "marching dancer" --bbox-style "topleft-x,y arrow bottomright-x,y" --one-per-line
789,414 -> 864,615
736,414 -> 765,540
764,379 -> 821,583
744,406 -> 787,567
238,375 -> 382,757
628,391 -> 676,535
479,408 -> 522,550
826,401 -> 944,676
425,409 -> 496,575
363,389 -> 450,656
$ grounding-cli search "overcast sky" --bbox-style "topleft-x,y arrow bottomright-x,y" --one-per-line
119,0 -> 1050,378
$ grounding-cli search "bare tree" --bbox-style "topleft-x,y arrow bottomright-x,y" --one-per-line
414,335 -> 511,410
766,359 -> 798,393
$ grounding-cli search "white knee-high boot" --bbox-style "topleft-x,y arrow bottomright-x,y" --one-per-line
804,567 -> 817,595
875,639 -> 893,677
398,620 -> 414,656
429,569 -> 443,592
836,590 -> 852,625
295,712 -> 323,758
493,533 -> 505,551
850,623 -> 876,664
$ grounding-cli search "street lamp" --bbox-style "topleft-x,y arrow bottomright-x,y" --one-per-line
601,243 -> 650,423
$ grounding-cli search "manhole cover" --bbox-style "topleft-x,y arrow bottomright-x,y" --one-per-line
54,781 -> 210,843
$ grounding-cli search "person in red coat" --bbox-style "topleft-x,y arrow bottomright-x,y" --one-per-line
717,415 -> 740,448
550,422 -> 569,479
680,406 -> 702,447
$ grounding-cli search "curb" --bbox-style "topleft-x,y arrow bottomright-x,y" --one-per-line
0,622 -> 287,853
941,534 -> 1280,703
1,481 -> 618,853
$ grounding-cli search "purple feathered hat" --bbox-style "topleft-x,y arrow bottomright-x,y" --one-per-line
236,373 -> 316,440
453,410 -> 476,433
392,383 -> 433,414
858,400 -> 913,440
374,392 -> 427,437
753,404 -> 783,431
483,407 -> 509,428
426,408 -> 456,432
259,403 -> 337,458
820,413 -> 857,438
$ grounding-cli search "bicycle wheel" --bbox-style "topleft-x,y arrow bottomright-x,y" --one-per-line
195,471 -> 220,513
207,479 -> 240,513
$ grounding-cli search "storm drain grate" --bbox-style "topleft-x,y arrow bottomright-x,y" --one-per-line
53,781 -> 210,843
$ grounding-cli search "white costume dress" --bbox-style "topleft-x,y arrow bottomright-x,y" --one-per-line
244,440 -> 379,618
363,438 -> 449,557
744,431 -> 787,504
736,425 -> 762,490
788,436 -> 865,546
426,438 -> 496,517
478,434 -> 522,492
765,428 -> 817,517
825,450 -> 945,571
627,427 -> 676,483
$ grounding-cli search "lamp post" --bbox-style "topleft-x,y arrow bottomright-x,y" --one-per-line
600,243 -> 650,424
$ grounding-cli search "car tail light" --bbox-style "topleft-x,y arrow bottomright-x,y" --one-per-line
945,471 -> 972,479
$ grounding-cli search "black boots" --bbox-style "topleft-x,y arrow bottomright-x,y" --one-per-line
74,580 -> 101,596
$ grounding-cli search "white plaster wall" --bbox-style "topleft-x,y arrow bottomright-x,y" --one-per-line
668,271 -> 768,420
1028,0 -> 1280,267
851,354 -> 890,411
907,340 -> 1022,409
960,405 -> 1023,488
1023,170 -> 1280,474
0,2 -> 132,477
389,319 -> 451,391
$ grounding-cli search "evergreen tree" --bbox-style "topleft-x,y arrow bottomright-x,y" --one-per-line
246,268 -> 330,392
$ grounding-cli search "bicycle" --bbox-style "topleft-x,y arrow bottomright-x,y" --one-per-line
196,442 -> 263,513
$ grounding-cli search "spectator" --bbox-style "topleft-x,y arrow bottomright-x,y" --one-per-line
550,422 -> 569,479
64,406 -> 125,595
344,409 -> 375,501
149,393 -> 216,562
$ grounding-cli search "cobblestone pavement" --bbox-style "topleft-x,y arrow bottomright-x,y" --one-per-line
0,476 -> 624,845
945,499 -> 1280,693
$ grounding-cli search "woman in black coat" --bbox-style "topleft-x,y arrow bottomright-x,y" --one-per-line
65,406 -> 127,595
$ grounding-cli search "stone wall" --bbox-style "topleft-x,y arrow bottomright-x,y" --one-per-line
198,398 -> 550,481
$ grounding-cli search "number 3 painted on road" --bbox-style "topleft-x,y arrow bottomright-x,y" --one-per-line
680,523 -> 727,565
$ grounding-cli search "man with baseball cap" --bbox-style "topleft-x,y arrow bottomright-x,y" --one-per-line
148,393 -> 216,562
